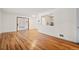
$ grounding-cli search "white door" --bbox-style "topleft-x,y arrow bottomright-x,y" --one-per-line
17,17 -> 29,31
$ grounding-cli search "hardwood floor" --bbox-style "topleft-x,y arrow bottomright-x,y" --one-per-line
0,29 -> 79,50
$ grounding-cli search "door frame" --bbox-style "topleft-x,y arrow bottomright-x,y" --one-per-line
16,17 -> 29,32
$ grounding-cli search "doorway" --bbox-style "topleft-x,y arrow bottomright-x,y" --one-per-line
16,17 -> 29,31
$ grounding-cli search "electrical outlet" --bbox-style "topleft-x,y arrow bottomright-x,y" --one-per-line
59,34 -> 64,37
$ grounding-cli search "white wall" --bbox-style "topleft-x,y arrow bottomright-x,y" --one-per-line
2,12 -> 17,32
37,8 -> 77,42
2,11 -> 36,33
0,9 -> 2,33
76,8 -> 79,42
1,11 -> 38,33
29,16 -> 39,29
2,12 -> 29,33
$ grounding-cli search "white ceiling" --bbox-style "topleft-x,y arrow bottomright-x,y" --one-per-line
2,8 -> 55,16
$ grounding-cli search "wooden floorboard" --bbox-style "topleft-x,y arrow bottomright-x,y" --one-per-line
0,29 -> 79,50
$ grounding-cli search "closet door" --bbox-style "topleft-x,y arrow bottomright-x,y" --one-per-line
17,17 -> 29,31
